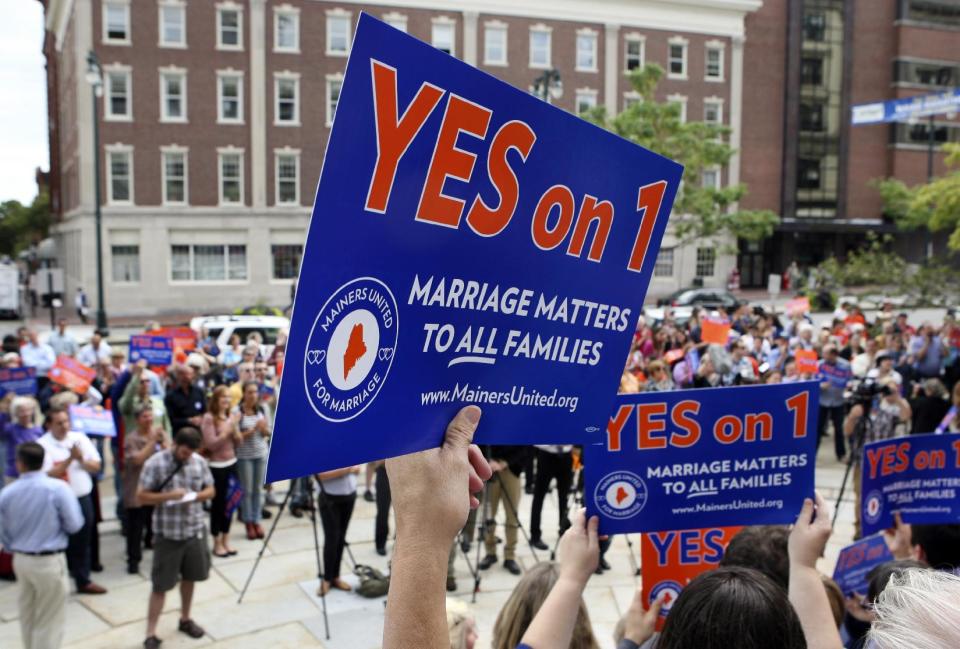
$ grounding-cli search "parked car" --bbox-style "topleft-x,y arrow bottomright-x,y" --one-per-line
655,287 -> 744,310
189,315 -> 290,357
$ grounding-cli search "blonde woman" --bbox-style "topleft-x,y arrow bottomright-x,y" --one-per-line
201,385 -> 242,557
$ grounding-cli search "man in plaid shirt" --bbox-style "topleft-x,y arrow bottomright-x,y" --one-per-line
136,428 -> 215,649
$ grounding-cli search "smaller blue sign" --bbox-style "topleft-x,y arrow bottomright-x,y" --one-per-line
860,432 -> 960,537
818,361 -> 851,390
585,382 -> 818,534
851,88 -> 960,125
69,404 -> 117,437
129,335 -> 173,367
0,367 -> 37,396
832,534 -> 893,597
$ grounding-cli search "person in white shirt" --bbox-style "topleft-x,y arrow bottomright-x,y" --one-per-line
77,331 -> 112,368
37,407 -> 107,595
852,337 -> 879,378
19,330 -> 56,384
46,319 -> 78,358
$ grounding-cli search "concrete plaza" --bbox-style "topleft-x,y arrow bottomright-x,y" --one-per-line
0,438 -> 859,649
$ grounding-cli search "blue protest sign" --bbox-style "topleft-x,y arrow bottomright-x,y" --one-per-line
266,14 -> 682,481
818,361 -> 851,390
860,433 -> 960,537
129,335 -> 174,367
0,367 -> 37,396
68,404 -> 117,438
832,534 -> 893,597
584,382 -> 818,534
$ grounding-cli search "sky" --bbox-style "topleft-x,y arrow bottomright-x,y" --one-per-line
0,2 -> 49,205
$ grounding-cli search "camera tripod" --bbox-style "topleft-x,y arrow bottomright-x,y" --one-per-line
832,404 -> 872,529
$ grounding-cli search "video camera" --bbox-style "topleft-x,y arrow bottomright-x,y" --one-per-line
844,378 -> 893,407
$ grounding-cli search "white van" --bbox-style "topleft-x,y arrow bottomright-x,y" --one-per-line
189,315 -> 289,357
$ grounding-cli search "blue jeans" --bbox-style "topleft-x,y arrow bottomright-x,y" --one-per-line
237,457 -> 266,523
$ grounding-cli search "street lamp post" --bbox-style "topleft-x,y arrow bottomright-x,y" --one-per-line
85,51 -> 109,333
530,69 -> 563,104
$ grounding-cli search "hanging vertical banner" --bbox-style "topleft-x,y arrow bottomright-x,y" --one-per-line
266,14 -> 683,480
860,432 -> 960,537
641,526 -> 742,631
585,382 -> 818,534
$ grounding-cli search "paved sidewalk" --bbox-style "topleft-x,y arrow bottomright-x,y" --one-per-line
0,437 -> 859,649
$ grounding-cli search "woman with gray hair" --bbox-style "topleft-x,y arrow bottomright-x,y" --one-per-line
868,569 -> 960,649
1,395 -> 43,483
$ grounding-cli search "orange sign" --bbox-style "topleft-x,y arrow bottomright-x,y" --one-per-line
149,326 -> 197,353
48,356 -> 97,394
701,317 -> 731,345
641,526 -> 743,631
786,297 -> 810,317
795,349 -> 819,374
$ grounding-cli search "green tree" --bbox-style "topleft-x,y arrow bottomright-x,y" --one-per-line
0,191 -> 51,257
583,64 -> 779,248
875,142 -> 960,250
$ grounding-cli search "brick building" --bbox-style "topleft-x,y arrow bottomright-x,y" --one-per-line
40,0 -> 960,316
739,0 -> 960,286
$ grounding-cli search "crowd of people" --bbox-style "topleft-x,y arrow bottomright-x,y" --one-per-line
1,297 -> 959,649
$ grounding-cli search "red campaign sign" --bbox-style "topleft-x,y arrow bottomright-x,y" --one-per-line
663,349 -> 685,365
641,526 -> 743,631
795,349 -> 819,374
149,326 -> 197,352
701,317 -> 731,345
48,356 -> 97,394
786,297 -> 810,317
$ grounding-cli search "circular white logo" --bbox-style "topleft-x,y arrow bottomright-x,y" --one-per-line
303,277 -> 398,422
595,471 -> 648,519
650,580 -> 683,617
864,490 -> 884,525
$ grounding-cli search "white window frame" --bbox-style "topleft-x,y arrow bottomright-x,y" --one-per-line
529,24 -> 552,69
624,33 -> 646,72
667,93 -> 687,123
159,67 -> 187,123
667,36 -> 689,80
216,2 -> 244,51
431,16 -> 456,56
704,97 -> 724,124
169,244 -> 249,284
653,247 -> 674,278
575,88 -> 598,114
274,5 -> 300,53
484,21 -> 508,66
702,166 -> 721,190
110,244 -> 141,284
575,29 -> 599,72
158,0 -> 186,48
105,143 -> 134,206
623,91 -> 641,110
161,145 -> 188,206
274,147 -> 301,206
326,9 -> 352,56
102,0 -> 131,46
217,146 -> 245,206
274,72 -> 300,126
270,244 -> 304,281
217,70 -> 244,124
696,247 -> 716,278
383,12 -> 407,32
326,73 -> 343,127
705,40 -> 726,82
103,65 -> 132,122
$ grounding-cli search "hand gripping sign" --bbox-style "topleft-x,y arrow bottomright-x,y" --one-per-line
266,14 -> 683,481
640,527 -> 742,632
585,382 -> 818,534
860,432 -> 960,537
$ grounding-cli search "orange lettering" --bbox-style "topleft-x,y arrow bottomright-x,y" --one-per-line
466,120 -> 535,237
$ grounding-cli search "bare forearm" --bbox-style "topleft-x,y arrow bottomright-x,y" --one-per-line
383,536 -> 450,649
789,564 -> 843,649
520,577 -> 584,649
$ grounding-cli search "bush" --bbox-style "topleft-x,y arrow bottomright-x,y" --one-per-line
233,304 -> 284,317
